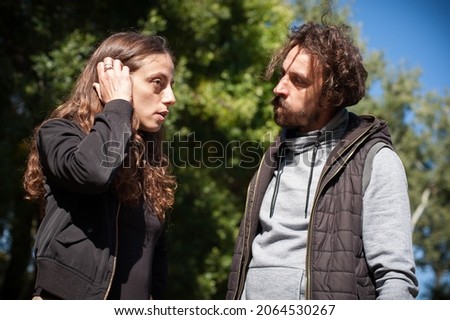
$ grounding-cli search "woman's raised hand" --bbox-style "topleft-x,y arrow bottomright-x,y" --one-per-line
93,57 -> 132,104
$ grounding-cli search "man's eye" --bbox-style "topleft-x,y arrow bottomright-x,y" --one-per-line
153,79 -> 162,86
292,76 -> 308,87
292,76 -> 302,85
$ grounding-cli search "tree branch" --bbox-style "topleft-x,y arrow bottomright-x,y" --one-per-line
411,187 -> 431,231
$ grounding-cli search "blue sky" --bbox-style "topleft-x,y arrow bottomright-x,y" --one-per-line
344,0 -> 449,299
346,0 -> 450,95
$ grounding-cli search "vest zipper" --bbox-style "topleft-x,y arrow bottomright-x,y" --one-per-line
103,202 -> 121,299
305,127 -> 374,299
269,143 -> 286,218
235,161 -> 264,299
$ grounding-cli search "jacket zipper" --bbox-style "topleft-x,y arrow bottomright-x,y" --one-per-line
103,202 -> 121,299
305,127 -> 375,299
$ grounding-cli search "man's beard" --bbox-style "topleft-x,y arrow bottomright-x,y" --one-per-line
272,95 -> 320,131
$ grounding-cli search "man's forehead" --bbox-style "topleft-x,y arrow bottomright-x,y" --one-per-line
283,46 -> 315,70
282,45 -> 323,85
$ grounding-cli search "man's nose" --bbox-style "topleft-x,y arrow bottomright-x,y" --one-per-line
273,77 -> 288,97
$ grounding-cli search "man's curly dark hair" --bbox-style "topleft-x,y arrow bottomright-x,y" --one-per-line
266,22 -> 368,109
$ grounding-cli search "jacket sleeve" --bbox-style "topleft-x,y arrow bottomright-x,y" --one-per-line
37,100 -> 133,195
363,147 -> 419,299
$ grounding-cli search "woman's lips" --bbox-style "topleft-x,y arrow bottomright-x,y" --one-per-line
155,111 -> 168,121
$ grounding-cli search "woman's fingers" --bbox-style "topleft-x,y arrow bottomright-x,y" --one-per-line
95,57 -> 132,103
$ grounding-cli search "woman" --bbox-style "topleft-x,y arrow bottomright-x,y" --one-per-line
23,32 -> 177,299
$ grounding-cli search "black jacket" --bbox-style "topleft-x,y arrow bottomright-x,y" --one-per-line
33,100 -> 167,299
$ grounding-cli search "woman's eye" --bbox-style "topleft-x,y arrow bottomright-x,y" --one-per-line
153,79 -> 162,86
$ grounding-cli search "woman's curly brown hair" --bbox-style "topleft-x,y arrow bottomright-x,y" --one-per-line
23,32 -> 177,221
266,22 -> 368,109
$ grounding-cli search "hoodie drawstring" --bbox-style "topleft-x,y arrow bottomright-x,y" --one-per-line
270,133 -> 321,219
304,141 -> 320,218
270,143 -> 286,218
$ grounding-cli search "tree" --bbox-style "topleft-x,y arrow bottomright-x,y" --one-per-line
0,0 -> 157,299
0,0 -> 448,299
148,0 -> 295,299
411,92 -> 450,299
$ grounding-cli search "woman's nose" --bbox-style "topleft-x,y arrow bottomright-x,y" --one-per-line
162,87 -> 176,106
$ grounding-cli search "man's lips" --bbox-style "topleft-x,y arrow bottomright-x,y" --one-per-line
272,95 -> 286,109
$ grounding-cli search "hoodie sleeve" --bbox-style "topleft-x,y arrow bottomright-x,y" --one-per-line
362,147 -> 419,299
37,99 -> 133,195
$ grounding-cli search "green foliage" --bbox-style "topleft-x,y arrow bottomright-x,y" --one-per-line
29,31 -> 97,110
149,0 -> 294,298
412,93 -> 450,297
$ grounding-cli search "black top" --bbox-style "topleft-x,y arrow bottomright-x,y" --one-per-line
108,204 -> 164,300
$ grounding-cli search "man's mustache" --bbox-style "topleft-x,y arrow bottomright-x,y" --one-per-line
272,95 -> 289,109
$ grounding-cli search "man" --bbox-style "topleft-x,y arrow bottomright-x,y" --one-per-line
227,22 -> 419,300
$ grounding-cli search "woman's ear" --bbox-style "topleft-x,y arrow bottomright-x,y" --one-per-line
92,83 -> 105,104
